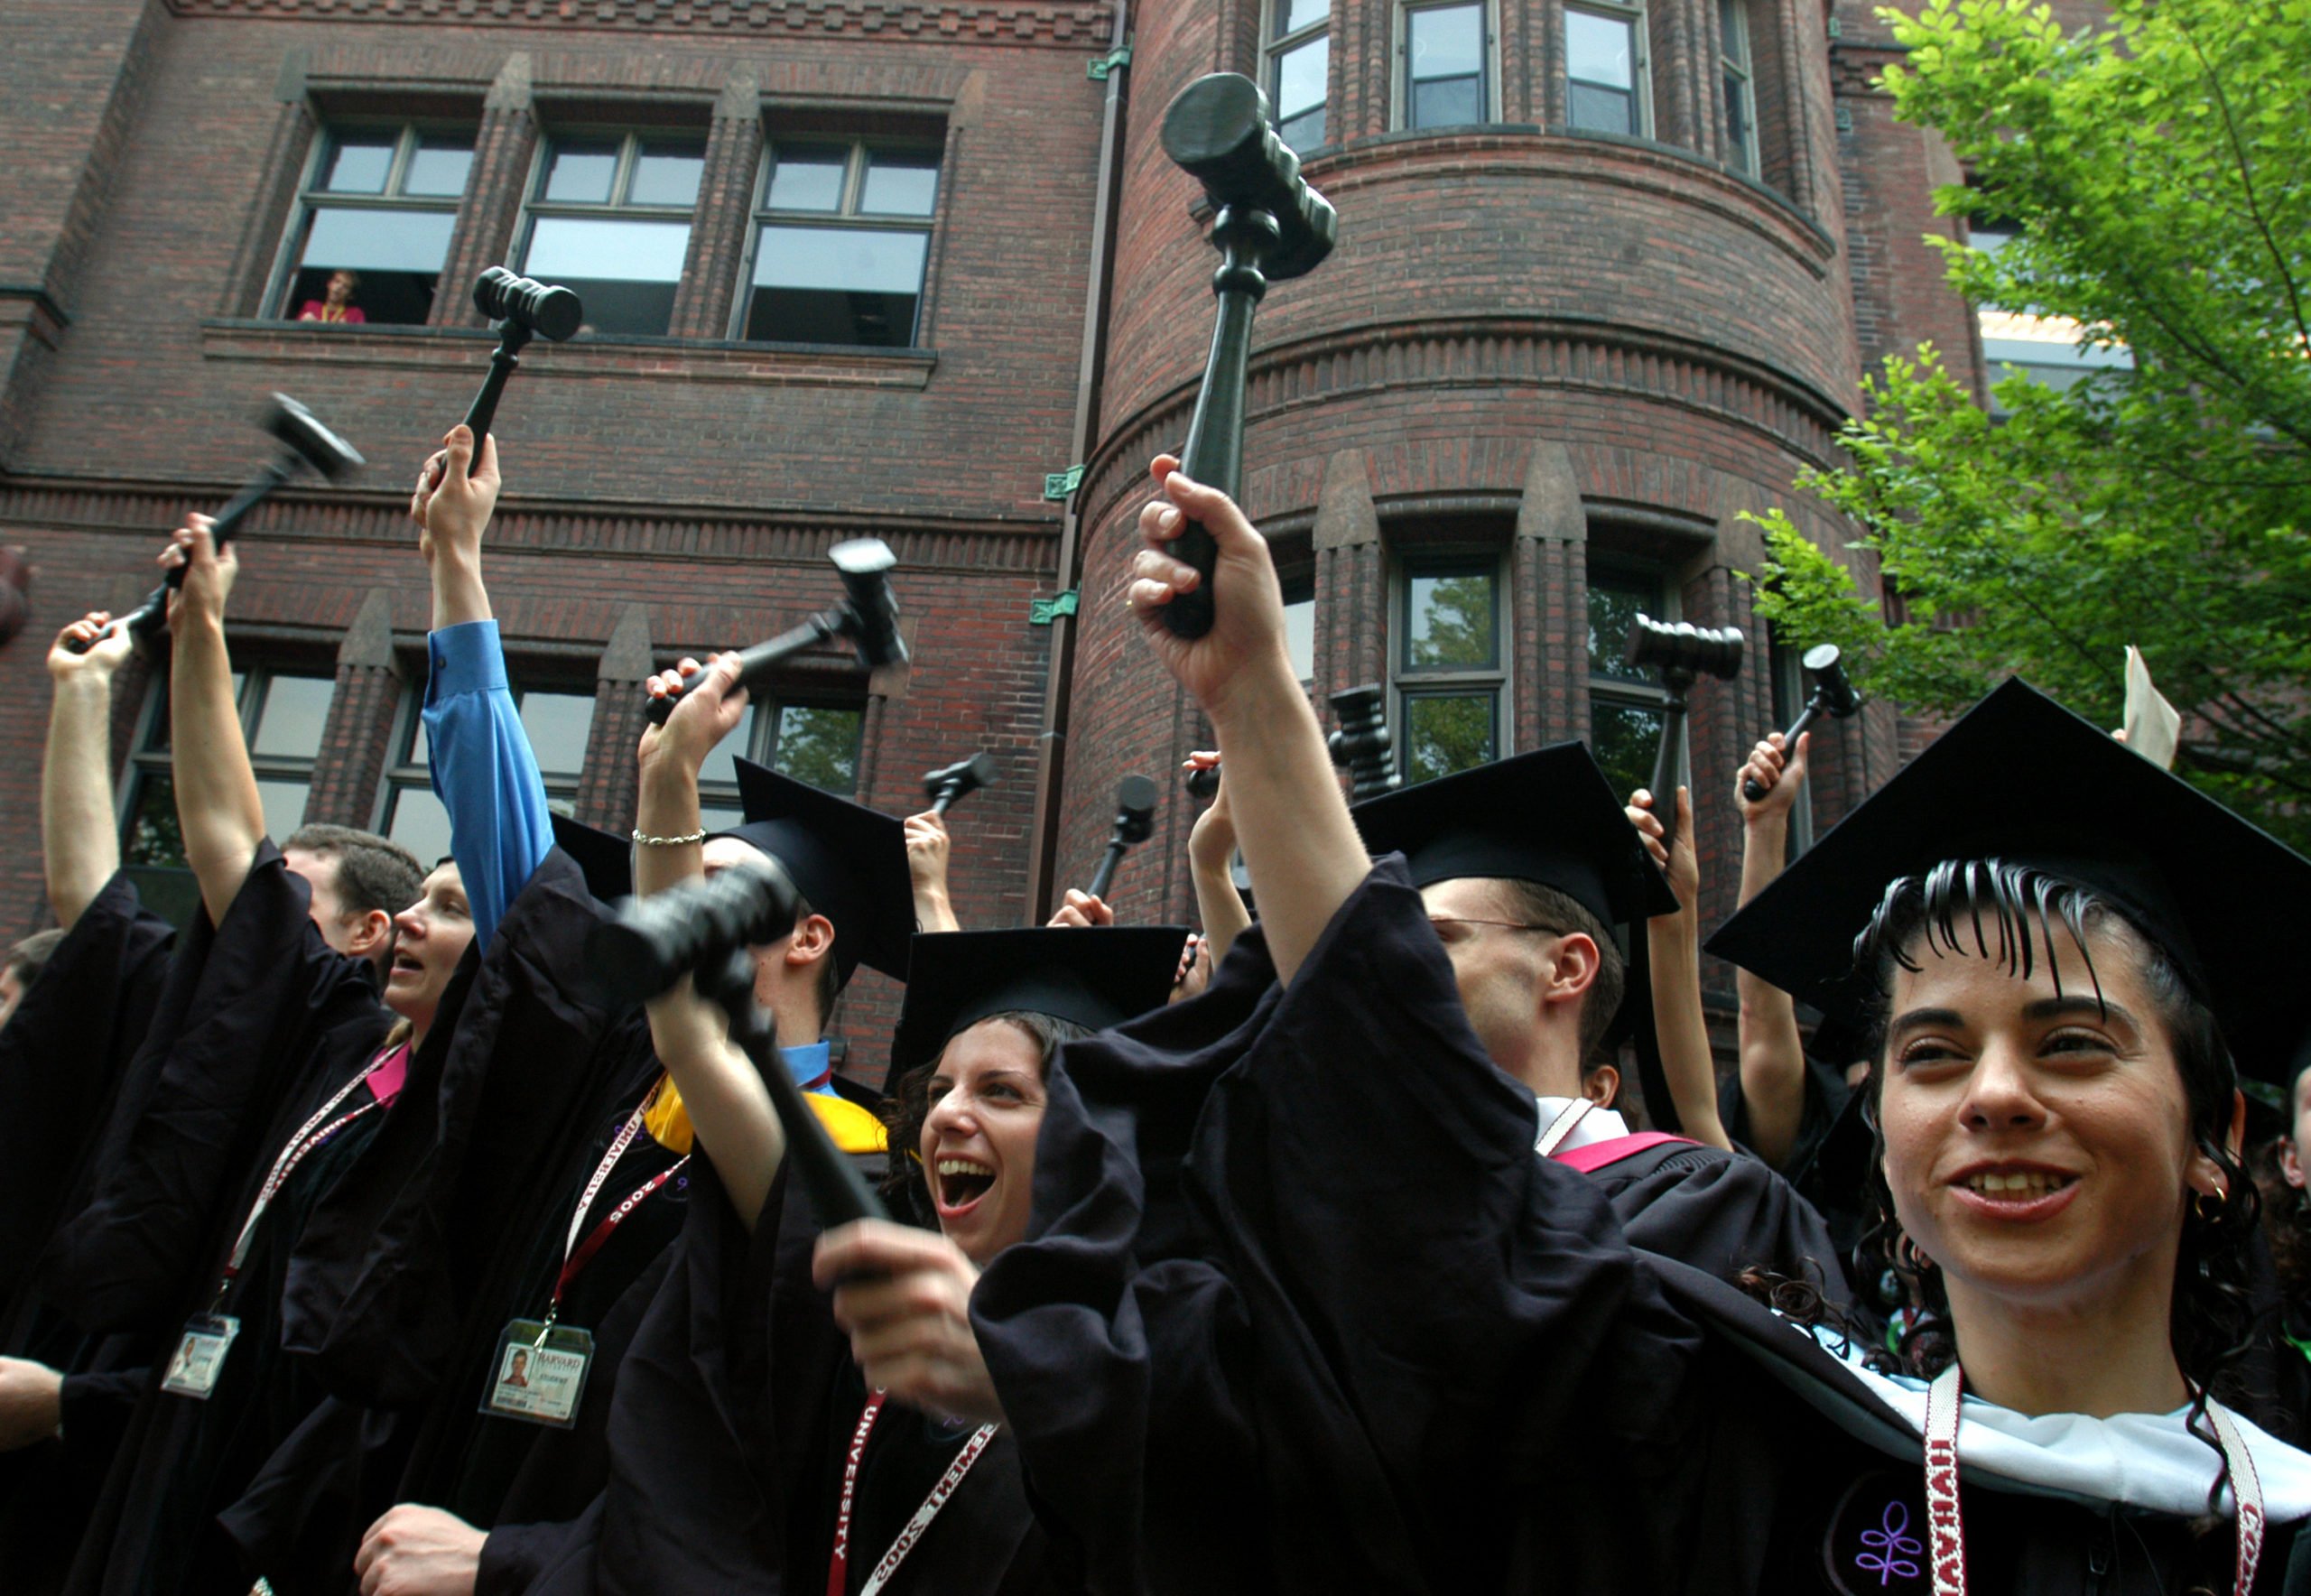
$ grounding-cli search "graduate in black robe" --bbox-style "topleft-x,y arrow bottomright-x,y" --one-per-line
973,460 -> 2311,1594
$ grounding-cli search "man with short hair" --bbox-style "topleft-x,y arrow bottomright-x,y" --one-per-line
278,824 -> 424,982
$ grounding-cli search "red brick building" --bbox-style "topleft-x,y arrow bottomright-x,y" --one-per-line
0,0 -> 2026,1084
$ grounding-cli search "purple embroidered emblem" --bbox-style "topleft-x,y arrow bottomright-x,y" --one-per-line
1855,1499 -> 1922,1586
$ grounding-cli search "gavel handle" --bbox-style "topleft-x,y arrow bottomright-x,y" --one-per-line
461,321 -> 534,454
71,462 -> 287,653
1740,699 -> 1824,803
1163,221 -> 1270,642
1650,696 -> 1690,854
1086,840 -> 1128,902
645,613 -> 841,727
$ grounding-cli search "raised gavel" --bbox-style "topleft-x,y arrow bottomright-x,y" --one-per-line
1741,644 -> 1860,803
1622,615 -> 1746,852
1156,73 -> 1339,641
463,266 -> 583,452
646,539 -> 907,726
1085,775 -> 1161,902
924,753 -> 998,815
586,863 -> 887,1228
73,394 -> 364,654
1184,683 -> 1398,802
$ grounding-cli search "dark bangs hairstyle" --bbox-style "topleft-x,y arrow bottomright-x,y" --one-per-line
877,1009 -> 1091,1228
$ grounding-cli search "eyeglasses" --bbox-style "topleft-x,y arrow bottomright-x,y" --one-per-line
1425,915 -> 1567,936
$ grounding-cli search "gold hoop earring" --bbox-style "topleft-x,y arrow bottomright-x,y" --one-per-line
2194,1187 -> 2228,1223
1894,1232 -> 1935,1275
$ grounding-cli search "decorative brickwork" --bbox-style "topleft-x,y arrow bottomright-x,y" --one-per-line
163,0 -> 1115,47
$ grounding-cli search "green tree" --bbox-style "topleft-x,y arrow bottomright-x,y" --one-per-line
1748,0 -> 2311,842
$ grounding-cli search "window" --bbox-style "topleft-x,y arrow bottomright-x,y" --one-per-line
123,669 -> 338,925
519,133 -> 706,337
1402,3 -> 1490,130
1283,588 -> 1317,688
1586,565 -> 1672,802
740,141 -> 939,348
1720,0 -> 1759,177
279,125 -> 474,326
1267,0 -> 1331,153
1565,3 -> 1649,137
697,700 -> 868,830
378,685 -> 597,864
1970,222 -> 2134,404
1395,560 -> 1503,784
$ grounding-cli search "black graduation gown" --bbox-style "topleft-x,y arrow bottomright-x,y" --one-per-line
972,862 -> 2306,1596
1582,1132 -> 1852,1305
1721,1052 -> 1878,1288
514,1155 -> 1060,1596
36,847 -> 400,1596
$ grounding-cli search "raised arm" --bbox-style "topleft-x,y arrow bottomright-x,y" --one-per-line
1627,786 -> 1731,1151
904,811 -> 961,933
43,613 -> 135,930
634,652 -> 786,1229
1184,752 -> 1252,968
164,518 -> 267,927
1128,457 -> 1365,986
413,426 -> 554,950
1731,731 -> 1810,1169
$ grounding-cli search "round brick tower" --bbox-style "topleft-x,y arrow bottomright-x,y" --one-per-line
1058,0 -> 1894,938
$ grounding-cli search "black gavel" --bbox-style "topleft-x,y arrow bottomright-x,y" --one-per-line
1085,775 -> 1161,903
586,862 -> 888,1227
647,539 -> 908,727
1183,683 -> 1398,802
75,394 -> 364,654
1156,74 -> 1339,641
1623,615 -> 1746,853
462,267 -> 583,453
924,753 -> 998,816
1742,644 -> 1861,803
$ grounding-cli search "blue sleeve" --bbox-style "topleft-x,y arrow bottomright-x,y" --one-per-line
424,620 -> 557,951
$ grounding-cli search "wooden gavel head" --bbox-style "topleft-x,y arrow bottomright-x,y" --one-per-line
1160,73 -> 1339,283
474,265 -> 584,341
1622,614 -> 1746,687
264,393 -> 366,481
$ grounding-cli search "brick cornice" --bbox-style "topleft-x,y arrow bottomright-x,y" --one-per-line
0,477 -> 1056,576
162,0 -> 1116,48
1830,42 -> 1903,99
1077,314 -> 1856,539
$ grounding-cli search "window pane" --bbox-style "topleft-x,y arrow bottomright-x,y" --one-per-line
404,136 -> 475,198
1276,0 -> 1328,35
1279,104 -> 1328,153
700,803 -> 747,836
543,142 -> 619,203
1411,75 -> 1482,130
747,225 -> 927,347
1404,570 -> 1497,670
697,704 -> 763,790
324,135 -> 396,194
1284,597 -> 1316,684
1567,10 -> 1636,88
387,784 -> 454,868
860,152 -> 940,218
630,143 -> 706,208
126,772 -> 188,868
1588,574 -> 1657,682
773,705 -> 863,795
1590,699 -> 1664,802
1403,693 -> 1496,784
251,674 -> 336,758
519,691 -> 597,779
300,206 -> 458,274
1724,76 -> 1754,170
1568,81 -> 1637,135
1275,34 -> 1329,126
766,146 -> 849,211
524,216 -> 693,336
1719,0 -> 1747,59
1409,5 -> 1483,80
256,779 -> 310,842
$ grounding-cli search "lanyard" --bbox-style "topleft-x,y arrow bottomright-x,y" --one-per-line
1536,1099 -> 1595,1158
212,1046 -> 402,1301
543,1094 -> 688,1328
1923,1365 -> 2265,1596
826,1391 -> 998,1596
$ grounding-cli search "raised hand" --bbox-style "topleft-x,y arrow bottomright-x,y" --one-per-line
1627,786 -> 1699,914
160,515 -> 237,634
48,610 -> 133,682
639,652 -> 748,785
1128,455 -> 1294,720
411,426 -> 501,568
1047,888 -> 1114,929
1734,730 -> 1809,824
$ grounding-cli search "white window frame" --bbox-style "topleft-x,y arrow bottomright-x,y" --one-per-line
1719,0 -> 1761,177
1396,0 -> 1499,133
1564,0 -> 1654,141
269,122 -> 474,325
1264,0 -> 1332,153
1392,552 -> 1510,784
515,128 -> 709,339
731,136 -> 942,348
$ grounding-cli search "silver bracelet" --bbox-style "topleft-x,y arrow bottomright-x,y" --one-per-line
631,827 -> 707,848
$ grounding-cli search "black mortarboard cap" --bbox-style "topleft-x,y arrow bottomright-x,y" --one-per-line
1349,743 -> 1678,927
1705,679 -> 2311,1081
550,812 -> 633,905
889,927 -> 1190,1078
714,759 -> 914,986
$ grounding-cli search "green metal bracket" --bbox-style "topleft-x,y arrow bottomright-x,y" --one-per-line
1043,464 -> 1085,500
1030,589 -> 1081,626
1088,41 -> 1133,81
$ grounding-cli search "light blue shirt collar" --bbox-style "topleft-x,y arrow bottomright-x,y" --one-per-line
780,1040 -> 834,1094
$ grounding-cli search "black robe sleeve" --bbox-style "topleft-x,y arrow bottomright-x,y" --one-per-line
0,872 -> 174,1317
973,860 -> 1701,1596
1590,1140 -> 1856,1307
38,844 -> 385,1335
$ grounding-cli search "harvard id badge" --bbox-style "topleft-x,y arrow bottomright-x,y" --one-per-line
478,1319 -> 594,1429
160,1313 -> 240,1399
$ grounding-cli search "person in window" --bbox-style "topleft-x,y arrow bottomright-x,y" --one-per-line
969,459 -> 2311,1593
296,269 -> 367,325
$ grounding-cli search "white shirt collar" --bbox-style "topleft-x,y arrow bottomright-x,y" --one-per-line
1802,1323 -> 2311,1522
1532,1096 -> 1630,1155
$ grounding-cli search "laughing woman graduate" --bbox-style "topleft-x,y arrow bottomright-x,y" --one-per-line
970,457 -> 2311,1596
